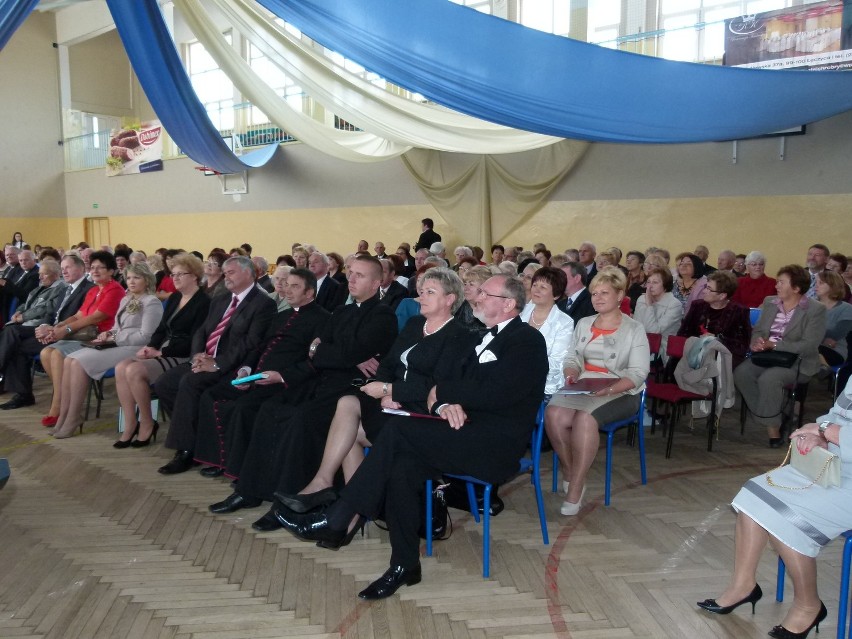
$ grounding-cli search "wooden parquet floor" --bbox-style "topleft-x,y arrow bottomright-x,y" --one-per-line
0,377 -> 846,639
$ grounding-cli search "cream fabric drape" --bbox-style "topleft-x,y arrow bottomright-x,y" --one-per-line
402,140 -> 589,249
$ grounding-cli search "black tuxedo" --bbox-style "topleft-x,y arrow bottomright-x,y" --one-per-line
557,288 -> 596,324
338,316 -> 548,568
0,278 -> 95,397
315,276 -> 340,312
414,228 -> 441,252
236,294 -> 398,500
193,302 -> 330,475
379,280 -> 408,311
155,285 -> 276,451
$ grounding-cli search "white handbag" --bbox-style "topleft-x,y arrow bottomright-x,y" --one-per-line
766,442 -> 841,490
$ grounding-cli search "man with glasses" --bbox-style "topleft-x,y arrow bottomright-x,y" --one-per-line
273,274 -> 547,599
732,250 -> 777,309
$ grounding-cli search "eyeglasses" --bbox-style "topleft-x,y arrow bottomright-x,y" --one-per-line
476,288 -> 510,299
705,288 -> 720,294
171,272 -> 192,279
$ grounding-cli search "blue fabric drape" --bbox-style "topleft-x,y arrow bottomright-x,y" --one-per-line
106,0 -> 278,173
0,0 -> 38,52
258,0 -> 852,143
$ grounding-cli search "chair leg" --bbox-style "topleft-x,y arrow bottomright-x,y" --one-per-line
481,484 -> 491,578
532,451 -> 549,545
466,482 -> 480,524
838,533 -> 852,639
95,379 -> 104,419
707,395 -> 717,453
604,432 -> 614,506
665,405 -> 677,459
425,479 -> 434,557
638,416 -> 647,486
776,556 -> 786,602
740,393 -> 747,435
552,450 -> 559,494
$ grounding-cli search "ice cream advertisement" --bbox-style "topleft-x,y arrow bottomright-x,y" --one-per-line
106,120 -> 164,176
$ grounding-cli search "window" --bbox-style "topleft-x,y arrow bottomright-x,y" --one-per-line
187,35 -> 235,131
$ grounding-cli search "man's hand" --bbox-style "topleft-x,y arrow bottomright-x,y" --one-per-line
255,371 -> 284,385
11,313 -> 22,323
308,337 -> 321,359
191,354 -> 218,374
361,381 -> 387,399
356,357 -> 380,378
437,404 -> 468,429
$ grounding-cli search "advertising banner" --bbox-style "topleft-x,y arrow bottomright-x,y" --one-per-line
106,120 -> 165,176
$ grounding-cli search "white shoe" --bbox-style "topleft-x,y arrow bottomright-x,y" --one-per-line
560,486 -> 586,516
562,480 -> 570,495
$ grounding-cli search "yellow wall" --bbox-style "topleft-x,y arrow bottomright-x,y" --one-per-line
46,192 -> 849,271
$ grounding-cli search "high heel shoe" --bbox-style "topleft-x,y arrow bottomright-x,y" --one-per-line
131,421 -> 159,448
52,421 -> 82,439
697,583 -> 762,615
41,415 -> 58,427
768,602 -> 827,639
273,487 -> 338,514
560,485 -> 586,516
114,422 -> 140,449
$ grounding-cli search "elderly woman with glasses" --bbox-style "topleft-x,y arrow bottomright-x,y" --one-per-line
732,250 -> 777,309
48,262 -> 164,439
678,270 -> 752,368
202,249 -> 228,298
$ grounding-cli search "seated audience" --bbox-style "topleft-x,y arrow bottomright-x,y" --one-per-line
546,268 -> 649,515
490,244 -> 504,265
39,251 -> 124,426
716,249 -> 736,272
273,268 -> 472,516
113,253 -> 210,448
633,266 -> 683,362
535,249 -> 552,267
0,249 -> 39,319
50,263 -> 163,439
625,250 -> 646,311
732,254 -> 747,278
307,251 -> 340,312
672,252 -> 708,313
455,266 -> 490,332
557,262 -> 596,323
697,379 -> 852,638
678,270 -> 751,367
456,256 -> 478,276
292,246 -> 309,269
202,249 -> 228,298
520,261 -> 541,304
814,270 -> 852,368
826,253 -> 852,301
252,256 -> 274,293
267,265 -> 292,312
732,250 -> 777,308
328,251 -> 347,283
4,259 -> 65,331
155,250 -> 180,302
734,265 -> 826,447
378,258 -> 408,311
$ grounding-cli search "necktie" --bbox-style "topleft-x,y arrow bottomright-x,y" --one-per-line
54,285 -> 74,323
205,296 -> 238,356
15,270 -> 27,284
380,288 -> 386,299
565,298 -> 573,309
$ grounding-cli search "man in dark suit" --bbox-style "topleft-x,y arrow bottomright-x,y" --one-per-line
414,217 -> 441,251
378,258 -> 408,311
191,269 -> 330,492
0,254 -> 93,409
155,256 -> 276,474
228,256 -> 398,529
557,262 -> 596,323
274,274 -> 548,599
0,249 -> 39,319
252,256 -> 274,293
308,251 -> 340,312
578,242 -> 597,283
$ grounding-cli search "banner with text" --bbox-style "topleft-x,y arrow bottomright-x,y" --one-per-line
106,120 -> 164,176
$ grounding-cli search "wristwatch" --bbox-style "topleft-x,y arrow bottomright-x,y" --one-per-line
819,421 -> 831,436
382,383 -> 388,396
65,325 -> 72,334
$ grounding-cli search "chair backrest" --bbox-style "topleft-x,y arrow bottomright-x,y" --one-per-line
646,332 -> 662,355
749,307 -> 760,326
665,334 -> 688,359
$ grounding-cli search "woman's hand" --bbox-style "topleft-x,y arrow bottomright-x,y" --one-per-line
793,431 -> 828,455
361,381 -> 387,399
750,337 -> 771,352
93,331 -> 111,343
822,337 -> 837,349
136,346 -> 162,359
380,396 -> 401,410
563,368 -> 581,384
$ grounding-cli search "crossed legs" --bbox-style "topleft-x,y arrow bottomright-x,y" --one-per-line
52,356 -> 91,438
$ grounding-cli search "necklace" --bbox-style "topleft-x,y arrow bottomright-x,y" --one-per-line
423,317 -> 452,336
529,309 -> 547,327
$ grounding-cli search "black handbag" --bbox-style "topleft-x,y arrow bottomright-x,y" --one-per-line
749,350 -> 798,368
418,481 -> 452,541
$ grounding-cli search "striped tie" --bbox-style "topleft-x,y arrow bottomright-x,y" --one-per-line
205,295 -> 238,356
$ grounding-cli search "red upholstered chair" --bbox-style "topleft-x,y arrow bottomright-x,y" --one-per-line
645,335 -> 718,458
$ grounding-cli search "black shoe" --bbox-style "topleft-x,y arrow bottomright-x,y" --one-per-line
157,450 -> 196,475
209,492 -> 262,514
358,564 -> 422,600
130,421 -> 159,448
274,507 -> 363,550
251,510 -> 283,532
200,466 -> 225,478
273,487 -> 338,514
0,394 -> 35,410
768,602 -> 827,638
477,494 -> 504,517
697,583 -> 762,615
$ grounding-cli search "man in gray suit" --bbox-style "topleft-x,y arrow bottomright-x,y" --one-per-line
6,260 -> 66,327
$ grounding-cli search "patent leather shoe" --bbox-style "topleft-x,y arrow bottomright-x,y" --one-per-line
358,564 -> 422,600
251,510 -> 283,532
697,583 -> 762,615
157,450 -> 196,475
0,393 -> 35,410
768,602 -> 827,639
274,507 -> 363,550
200,466 -> 226,478
209,492 -> 262,514
131,421 -> 159,448
273,487 -> 338,514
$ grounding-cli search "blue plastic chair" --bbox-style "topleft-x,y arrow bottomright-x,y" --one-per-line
776,529 -> 852,639
0,458 -> 9,491
552,389 -> 648,506
425,401 -> 549,578
749,307 -> 761,326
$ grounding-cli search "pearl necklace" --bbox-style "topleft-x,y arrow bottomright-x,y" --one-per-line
529,311 -> 547,327
423,317 -> 453,336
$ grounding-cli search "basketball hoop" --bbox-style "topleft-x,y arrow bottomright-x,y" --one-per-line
194,165 -> 221,176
